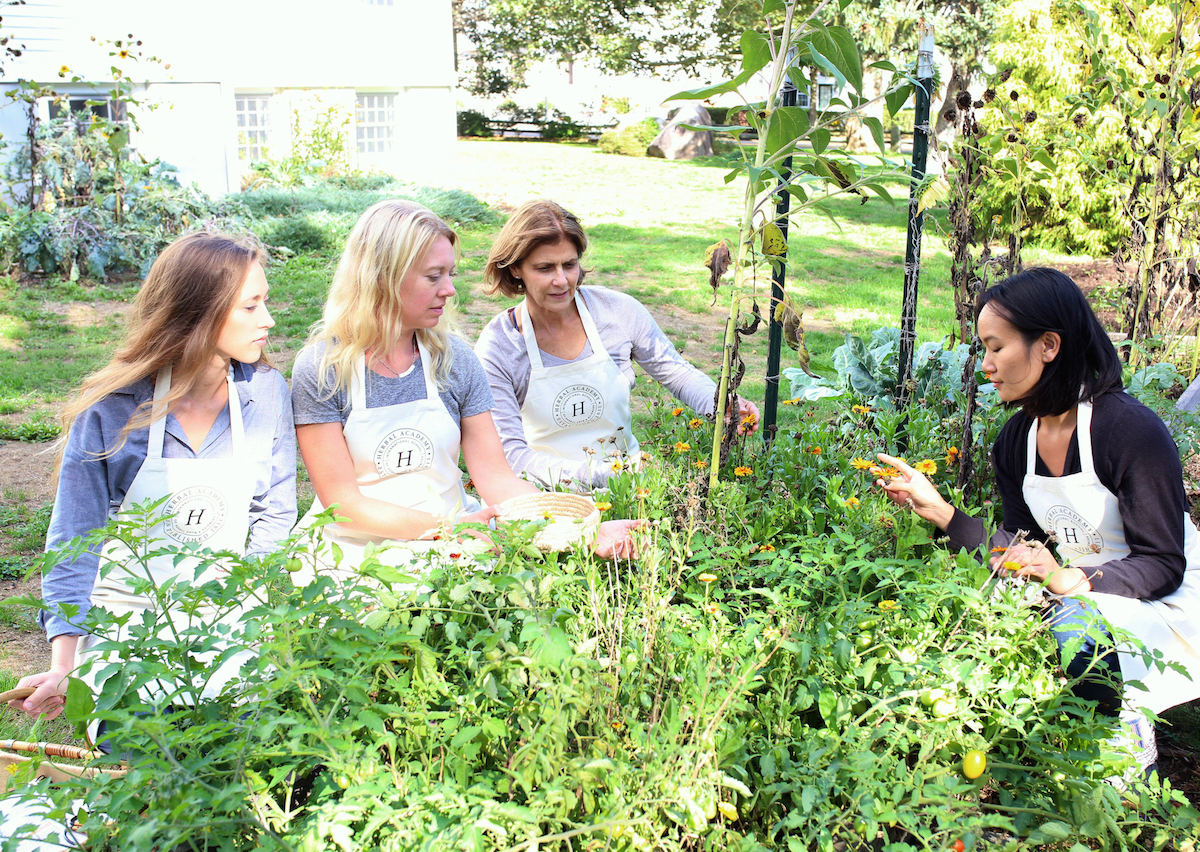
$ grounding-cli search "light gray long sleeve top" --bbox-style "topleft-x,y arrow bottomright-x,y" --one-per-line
474,285 -> 717,488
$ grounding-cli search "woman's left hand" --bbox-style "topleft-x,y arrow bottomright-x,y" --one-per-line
592,519 -> 644,559
735,397 -> 760,435
993,543 -> 1091,595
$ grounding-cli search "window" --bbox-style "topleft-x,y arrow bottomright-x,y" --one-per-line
235,95 -> 271,162
49,96 -> 126,124
356,93 -> 395,154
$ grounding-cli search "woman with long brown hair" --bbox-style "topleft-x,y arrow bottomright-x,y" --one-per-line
9,231 -> 297,731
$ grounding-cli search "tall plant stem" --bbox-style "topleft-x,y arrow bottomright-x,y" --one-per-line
708,3 -> 797,492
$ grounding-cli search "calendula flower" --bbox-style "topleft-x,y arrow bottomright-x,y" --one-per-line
689,418 -> 704,429
946,446 -> 960,465
851,458 -> 874,470
809,446 -> 821,455
595,501 -> 612,512
703,602 -> 720,615
449,552 -> 461,560
852,404 -> 872,415
611,720 -> 625,731
718,801 -> 739,821
877,599 -> 899,611
990,545 -> 1008,553
782,397 -> 801,405
636,487 -> 651,498
734,466 -> 753,477
699,572 -> 717,583
672,407 -> 684,416
758,544 -> 775,552
914,459 -> 937,475
869,465 -> 900,479
844,496 -> 860,508
741,412 -> 758,427
611,459 -> 625,473
58,65 -> 70,77
1002,561 -> 1022,572
542,510 -> 553,519
693,459 -> 709,469
674,441 -> 691,454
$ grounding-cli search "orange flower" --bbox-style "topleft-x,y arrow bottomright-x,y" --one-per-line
914,459 -> 937,475
851,458 -> 874,470
693,459 -> 709,469
945,446 -> 960,465
734,466 -> 753,477
636,487 -> 651,498
674,441 -> 691,454
852,404 -> 872,414
699,572 -> 717,583
869,465 -> 900,479
689,418 -> 704,429
758,544 -> 775,552
844,496 -> 860,508
672,407 -> 684,416
990,545 -> 1007,553
595,501 -> 613,512
808,446 -> 821,455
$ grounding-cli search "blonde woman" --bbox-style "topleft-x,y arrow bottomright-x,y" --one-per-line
291,200 -> 636,577
475,200 -> 759,491
10,232 -> 296,726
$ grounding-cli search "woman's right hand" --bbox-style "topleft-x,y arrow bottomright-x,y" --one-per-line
10,668 -> 71,720
875,453 -> 956,530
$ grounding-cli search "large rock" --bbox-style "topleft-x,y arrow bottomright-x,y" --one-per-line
647,105 -> 714,160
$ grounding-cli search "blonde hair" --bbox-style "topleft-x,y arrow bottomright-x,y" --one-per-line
307,199 -> 460,396
55,231 -> 269,471
483,199 -> 588,298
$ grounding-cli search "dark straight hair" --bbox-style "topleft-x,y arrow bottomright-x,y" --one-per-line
976,267 -> 1124,418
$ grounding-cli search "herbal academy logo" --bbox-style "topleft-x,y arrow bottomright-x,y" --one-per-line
162,486 -> 228,543
375,428 -> 435,475
552,385 -> 603,428
1045,505 -> 1104,555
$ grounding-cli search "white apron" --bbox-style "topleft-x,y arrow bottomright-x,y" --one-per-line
295,340 -> 479,584
79,366 -> 258,739
518,292 -> 638,488
1023,401 -> 1200,713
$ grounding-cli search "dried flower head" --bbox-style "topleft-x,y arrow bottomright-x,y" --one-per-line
1006,132 -> 1019,143
1009,90 -> 1019,101
945,109 -> 957,124
1024,110 -> 1038,123
1072,113 -> 1086,127
999,68 -> 1013,83
983,89 -> 997,103
973,99 -> 984,109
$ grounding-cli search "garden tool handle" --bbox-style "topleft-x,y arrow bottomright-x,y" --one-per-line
0,686 -> 35,703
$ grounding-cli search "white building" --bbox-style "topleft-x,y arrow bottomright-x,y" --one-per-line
0,0 -> 456,197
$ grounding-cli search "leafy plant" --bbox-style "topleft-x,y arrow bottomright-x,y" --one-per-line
597,118 -> 660,156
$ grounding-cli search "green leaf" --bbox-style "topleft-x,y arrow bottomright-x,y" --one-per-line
740,30 -> 773,76
1027,820 -> 1073,843
861,116 -> 885,152
65,675 -> 95,721
862,183 -> 895,205
885,82 -> 915,118
765,106 -> 810,157
763,0 -> 786,13
809,128 -> 831,155
818,688 -> 838,724
668,67 -> 755,101
804,41 -> 846,92
826,26 -> 863,94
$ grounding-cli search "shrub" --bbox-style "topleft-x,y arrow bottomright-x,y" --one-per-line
456,109 -> 494,138
598,118 -> 660,157
254,212 -> 336,253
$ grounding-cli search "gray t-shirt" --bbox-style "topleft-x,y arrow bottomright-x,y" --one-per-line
292,335 -> 494,427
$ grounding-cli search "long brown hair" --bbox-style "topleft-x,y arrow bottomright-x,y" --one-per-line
55,231 -> 268,469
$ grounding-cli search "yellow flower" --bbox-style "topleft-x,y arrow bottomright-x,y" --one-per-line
542,510 -> 553,519
672,407 -> 684,416
850,457 -> 874,470
611,459 -> 625,473
636,487 -> 651,498
1002,561 -> 1022,572
595,501 -> 612,512
689,418 -> 704,429
674,441 -> 691,454
703,602 -> 720,615
869,465 -> 900,479
877,599 -> 899,611
693,459 -> 709,469
808,445 -> 821,455
611,720 -> 625,731
741,411 -> 758,427
990,545 -> 1007,553
914,459 -> 937,475
852,404 -> 872,415
782,397 -> 801,405
58,65 -> 70,77
758,544 -> 775,552
844,496 -> 860,508
118,49 -> 130,59
734,466 -> 753,477
699,572 -> 717,583
718,801 -> 739,821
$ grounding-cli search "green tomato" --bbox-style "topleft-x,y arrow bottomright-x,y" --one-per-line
335,773 -> 351,790
962,749 -> 987,780
856,618 -> 878,631
897,645 -> 919,664
855,632 -> 874,651
931,697 -> 956,718
285,557 -> 303,573
919,687 -> 945,707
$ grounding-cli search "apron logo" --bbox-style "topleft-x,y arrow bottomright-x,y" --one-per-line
375,428 -> 435,475
1045,505 -> 1104,555
162,486 -> 228,544
552,385 -> 604,428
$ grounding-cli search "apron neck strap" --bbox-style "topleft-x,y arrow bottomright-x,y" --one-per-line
148,366 -> 172,459
519,289 -> 602,369
1027,402 -> 1093,476
226,365 -> 245,450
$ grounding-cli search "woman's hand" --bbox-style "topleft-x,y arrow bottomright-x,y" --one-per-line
875,453 -> 956,530
992,543 -> 1091,595
592,519 -> 644,559
736,397 -> 760,435
11,668 -> 71,720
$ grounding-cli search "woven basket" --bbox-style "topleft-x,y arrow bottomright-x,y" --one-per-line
0,687 -> 127,794
499,493 -> 600,553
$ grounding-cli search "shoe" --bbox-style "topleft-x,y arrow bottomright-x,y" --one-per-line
1103,709 -> 1158,790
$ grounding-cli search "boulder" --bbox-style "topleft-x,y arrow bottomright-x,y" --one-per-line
647,105 -> 714,160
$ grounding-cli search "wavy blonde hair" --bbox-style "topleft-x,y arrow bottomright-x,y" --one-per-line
55,231 -> 269,472
308,199 -> 460,395
483,199 -> 588,298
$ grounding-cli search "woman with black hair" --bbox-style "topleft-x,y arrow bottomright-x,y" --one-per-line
879,267 -> 1200,779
